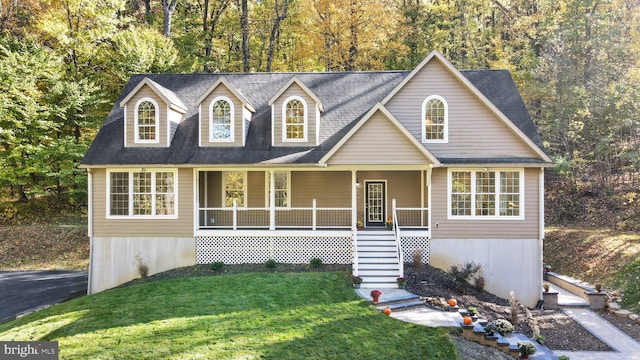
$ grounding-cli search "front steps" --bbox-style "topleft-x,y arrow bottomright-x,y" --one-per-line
355,229 -> 401,288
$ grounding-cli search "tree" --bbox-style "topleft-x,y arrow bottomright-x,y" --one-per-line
266,0 -> 288,72
162,0 -> 178,37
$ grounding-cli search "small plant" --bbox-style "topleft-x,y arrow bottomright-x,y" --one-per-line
509,291 -> 519,325
412,248 -> 424,268
264,258 -> 277,269
211,261 -> 224,271
518,340 -> 537,356
543,283 -> 550,292
385,216 -> 393,230
558,356 -> 570,360
595,282 -> 603,293
356,220 -> 363,229
352,275 -> 363,284
135,254 -> 149,279
483,323 -> 497,336
474,270 -> 486,292
396,277 -> 406,286
534,333 -> 545,344
309,257 -> 323,269
544,264 -> 552,273
370,289 -> 382,298
449,262 -> 481,283
494,319 -> 514,336
467,307 -> 477,316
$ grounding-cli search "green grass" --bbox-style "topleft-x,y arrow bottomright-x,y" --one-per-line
0,272 -> 457,359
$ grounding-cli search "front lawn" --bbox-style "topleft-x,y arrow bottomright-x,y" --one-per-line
0,271 -> 457,359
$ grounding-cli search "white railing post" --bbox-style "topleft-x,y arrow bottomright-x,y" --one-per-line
392,199 -> 404,278
269,171 -> 276,230
312,199 -> 317,230
233,199 -> 238,230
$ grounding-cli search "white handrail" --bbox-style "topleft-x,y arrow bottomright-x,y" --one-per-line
392,199 -> 404,278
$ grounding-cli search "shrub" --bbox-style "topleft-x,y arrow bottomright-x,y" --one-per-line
494,319 -> 514,336
135,255 -> 149,279
412,248 -> 424,268
309,257 -> 323,269
448,262 -> 481,283
474,271 -> 486,292
518,340 -> 537,355
510,291 -> 519,325
264,259 -> 277,269
211,261 -> 224,271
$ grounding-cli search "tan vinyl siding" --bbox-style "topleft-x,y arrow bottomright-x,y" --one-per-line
124,85 -> 168,148
199,85 -> 244,146
385,60 -> 539,159
92,168 -> 194,237
328,111 -> 430,165
247,171 -> 265,207
430,167 -> 539,239
200,172 -> 222,207
291,171 -> 351,207
272,83 -> 318,147
355,171 -> 424,221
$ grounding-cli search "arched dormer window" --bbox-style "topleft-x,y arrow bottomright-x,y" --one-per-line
210,97 -> 234,141
135,98 -> 160,143
422,95 -> 448,143
282,96 -> 307,142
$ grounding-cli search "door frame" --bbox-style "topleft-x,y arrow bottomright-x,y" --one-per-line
364,180 -> 387,227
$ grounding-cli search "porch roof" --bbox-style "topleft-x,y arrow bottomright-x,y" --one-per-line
81,69 -> 547,167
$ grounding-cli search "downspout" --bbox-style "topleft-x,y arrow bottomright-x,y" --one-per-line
352,170 -> 358,276
87,168 -> 94,295
539,167 -> 545,298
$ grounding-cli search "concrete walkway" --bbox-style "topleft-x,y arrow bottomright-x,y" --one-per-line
554,308 -> 640,360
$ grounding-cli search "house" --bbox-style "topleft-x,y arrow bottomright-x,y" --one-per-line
80,51 -> 551,306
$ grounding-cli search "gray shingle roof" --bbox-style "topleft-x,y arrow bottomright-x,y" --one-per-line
81,69 -> 546,166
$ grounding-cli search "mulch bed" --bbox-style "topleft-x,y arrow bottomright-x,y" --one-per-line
404,264 -> 616,352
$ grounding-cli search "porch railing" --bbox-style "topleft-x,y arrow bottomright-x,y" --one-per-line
199,199 -> 352,230
395,207 -> 429,229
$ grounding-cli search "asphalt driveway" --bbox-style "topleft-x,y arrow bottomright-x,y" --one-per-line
0,270 -> 88,324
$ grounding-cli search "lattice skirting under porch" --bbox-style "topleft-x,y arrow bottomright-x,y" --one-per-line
196,235 -> 352,264
400,236 -> 430,264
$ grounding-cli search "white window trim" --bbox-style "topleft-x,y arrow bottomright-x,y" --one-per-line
134,97 -> 160,144
422,95 -> 448,143
282,96 -> 308,142
106,169 -> 178,219
222,171 -> 247,208
447,168 -> 524,220
265,171 -> 291,208
209,96 -> 235,142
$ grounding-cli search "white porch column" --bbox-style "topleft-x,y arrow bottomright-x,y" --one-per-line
269,170 -> 276,230
351,170 -> 357,230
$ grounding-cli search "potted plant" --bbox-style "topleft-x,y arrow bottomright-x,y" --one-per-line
494,319 -> 514,337
543,283 -> 550,292
483,323 -> 497,336
518,340 -> 537,358
370,289 -> 383,303
396,277 -> 406,289
357,220 -> 364,231
595,282 -> 603,293
385,216 -> 393,230
544,264 -> 552,273
352,275 -> 363,288
467,306 -> 477,317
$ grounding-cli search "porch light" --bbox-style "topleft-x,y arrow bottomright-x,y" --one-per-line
356,178 -> 360,186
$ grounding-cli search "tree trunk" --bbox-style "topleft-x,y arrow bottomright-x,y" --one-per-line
162,0 -> 178,37
203,0 -> 230,71
266,0 -> 289,72
144,0 -> 152,24
239,0 -> 250,72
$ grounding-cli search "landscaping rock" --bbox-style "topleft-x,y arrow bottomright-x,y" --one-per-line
614,309 -> 632,318
629,313 -> 639,322
608,302 -> 621,311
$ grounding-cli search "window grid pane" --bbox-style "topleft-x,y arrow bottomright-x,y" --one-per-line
500,172 -> 520,216
212,100 -> 231,140
137,101 -> 156,140
133,172 -> 152,215
110,172 -> 129,216
274,172 -> 288,207
475,172 -> 496,216
155,172 -> 175,215
451,171 -> 471,216
225,172 -> 245,207
285,99 -> 304,139
424,98 -> 445,140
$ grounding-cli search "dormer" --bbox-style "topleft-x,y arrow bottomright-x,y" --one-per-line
196,77 -> 255,147
120,78 -> 187,148
268,76 -> 323,147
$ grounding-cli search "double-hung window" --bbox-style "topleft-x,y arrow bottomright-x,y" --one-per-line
223,171 -> 246,207
135,98 -> 159,143
449,169 -> 523,219
210,97 -> 233,141
266,171 -> 290,207
283,96 -> 307,141
109,170 -> 177,217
